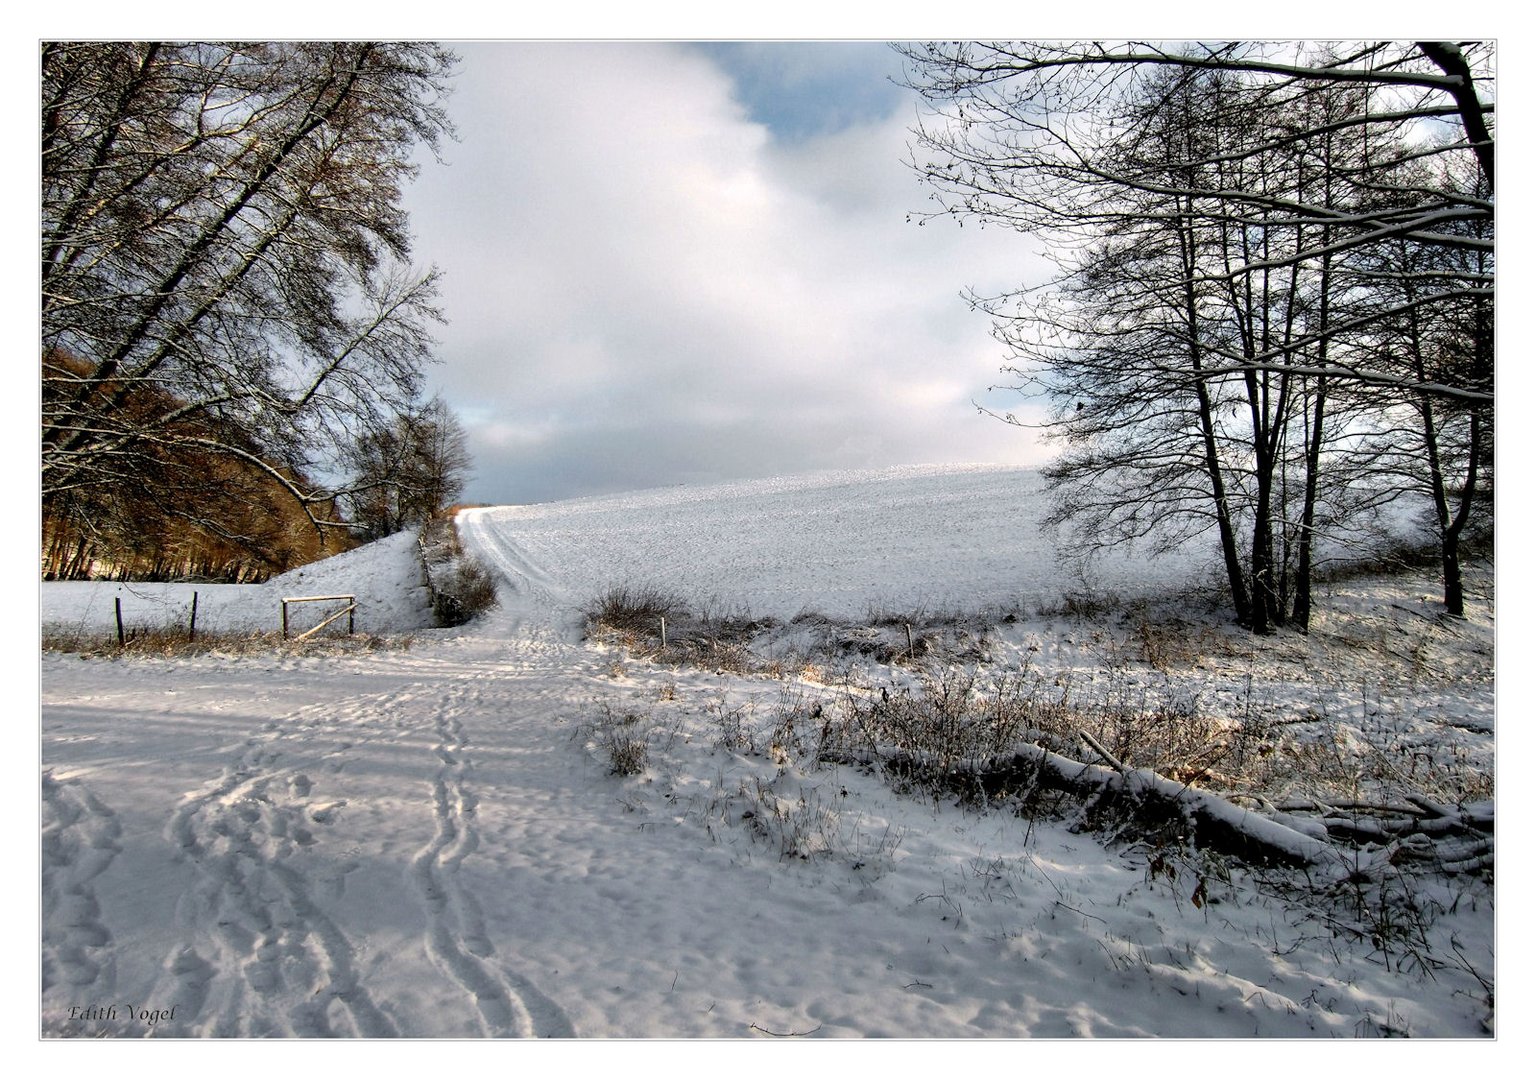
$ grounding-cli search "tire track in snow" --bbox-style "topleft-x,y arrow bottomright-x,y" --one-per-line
457,509 -> 567,610
409,682 -> 575,1038
154,690 -> 420,1037
41,771 -> 122,1010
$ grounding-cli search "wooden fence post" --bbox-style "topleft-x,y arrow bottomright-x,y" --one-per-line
188,591 -> 199,642
115,597 -> 125,647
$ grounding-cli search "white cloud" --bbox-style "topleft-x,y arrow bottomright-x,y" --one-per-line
404,42 -> 1052,504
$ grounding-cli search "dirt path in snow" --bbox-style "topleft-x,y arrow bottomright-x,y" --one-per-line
41,599 -> 601,1037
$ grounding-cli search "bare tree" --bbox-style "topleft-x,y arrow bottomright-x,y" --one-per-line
902,40 -> 1493,627
403,397 -> 474,523
41,42 -> 458,547
902,40 -> 1492,404
1343,158 -> 1493,616
342,396 -> 472,541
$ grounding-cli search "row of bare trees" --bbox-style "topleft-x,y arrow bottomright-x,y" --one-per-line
42,41 -> 472,578
902,41 -> 1492,629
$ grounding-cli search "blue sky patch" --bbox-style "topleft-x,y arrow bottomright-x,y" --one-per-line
692,41 -> 907,139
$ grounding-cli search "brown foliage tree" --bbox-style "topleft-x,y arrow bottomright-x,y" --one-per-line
41,350 -> 354,581
42,42 -> 458,555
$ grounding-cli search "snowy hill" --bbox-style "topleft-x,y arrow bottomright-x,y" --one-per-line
458,464 -> 1215,624
41,528 -> 435,638
40,465 -> 1494,1039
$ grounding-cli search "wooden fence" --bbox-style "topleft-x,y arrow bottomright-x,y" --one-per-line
281,594 -> 356,641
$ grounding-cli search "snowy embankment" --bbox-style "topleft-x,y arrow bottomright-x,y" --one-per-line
41,529 -> 436,639
40,466 -> 1494,1040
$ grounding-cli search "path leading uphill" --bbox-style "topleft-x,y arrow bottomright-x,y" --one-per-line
43,608 -> 594,1036
42,543 -> 963,1038
40,488 -> 1496,1039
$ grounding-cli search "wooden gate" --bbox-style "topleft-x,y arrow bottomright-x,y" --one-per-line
281,594 -> 356,640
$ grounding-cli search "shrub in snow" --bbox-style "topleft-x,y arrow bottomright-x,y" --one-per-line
419,517 -> 499,627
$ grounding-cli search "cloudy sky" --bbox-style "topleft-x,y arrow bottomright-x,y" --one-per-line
401,41 -> 1054,506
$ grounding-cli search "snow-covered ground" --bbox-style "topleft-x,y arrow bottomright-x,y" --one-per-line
455,465 -> 1221,623
40,528 -> 436,639
39,466 -> 1495,1046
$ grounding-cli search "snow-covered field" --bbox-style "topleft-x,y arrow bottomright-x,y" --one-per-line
455,465 -> 1219,622
39,465 -> 1495,1046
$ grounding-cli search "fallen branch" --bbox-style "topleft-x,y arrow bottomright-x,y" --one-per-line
1406,794 -> 1456,819
1320,814 -> 1420,844
749,1021 -> 823,1038
1275,797 -> 1425,817
826,743 -> 1336,868
1079,729 -> 1128,773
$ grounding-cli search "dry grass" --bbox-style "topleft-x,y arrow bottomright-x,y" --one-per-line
818,658 -> 1491,819
580,702 -> 685,777
430,557 -> 498,626
42,625 -> 413,659
821,665 -> 1224,789
577,573 -> 1491,817
585,587 -> 1004,680
583,584 -> 687,638
583,585 -> 788,675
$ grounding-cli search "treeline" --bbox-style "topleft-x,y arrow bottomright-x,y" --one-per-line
41,42 -> 469,583
41,349 -> 354,582
904,42 -> 1493,629
42,349 -> 473,581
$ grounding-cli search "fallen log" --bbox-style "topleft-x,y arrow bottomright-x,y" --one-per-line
825,742 -> 1338,869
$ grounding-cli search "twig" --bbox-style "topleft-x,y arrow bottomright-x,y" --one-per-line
1054,899 -> 1106,924
1276,798 -> 1424,817
749,1021 -> 823,1037
1391,602 -> 1445,626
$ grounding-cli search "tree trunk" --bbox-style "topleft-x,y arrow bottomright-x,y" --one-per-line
1440,411 -> 1483,619
1441,539 -> 1465,618
1293,377 -> 1327,631
1250,474 -> 1278,634
1177,203 -> 1251,624
1292,238 -> 1334,632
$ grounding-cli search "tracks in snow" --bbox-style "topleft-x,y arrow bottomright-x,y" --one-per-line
409,681 -> 574,1038
129,669 -> 572,1037
156,707 -> 400,1037
41,771 -> 122,1018
456,509 -> 567,612
46,519 -> 587,1037
143,683 -> 450,1035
